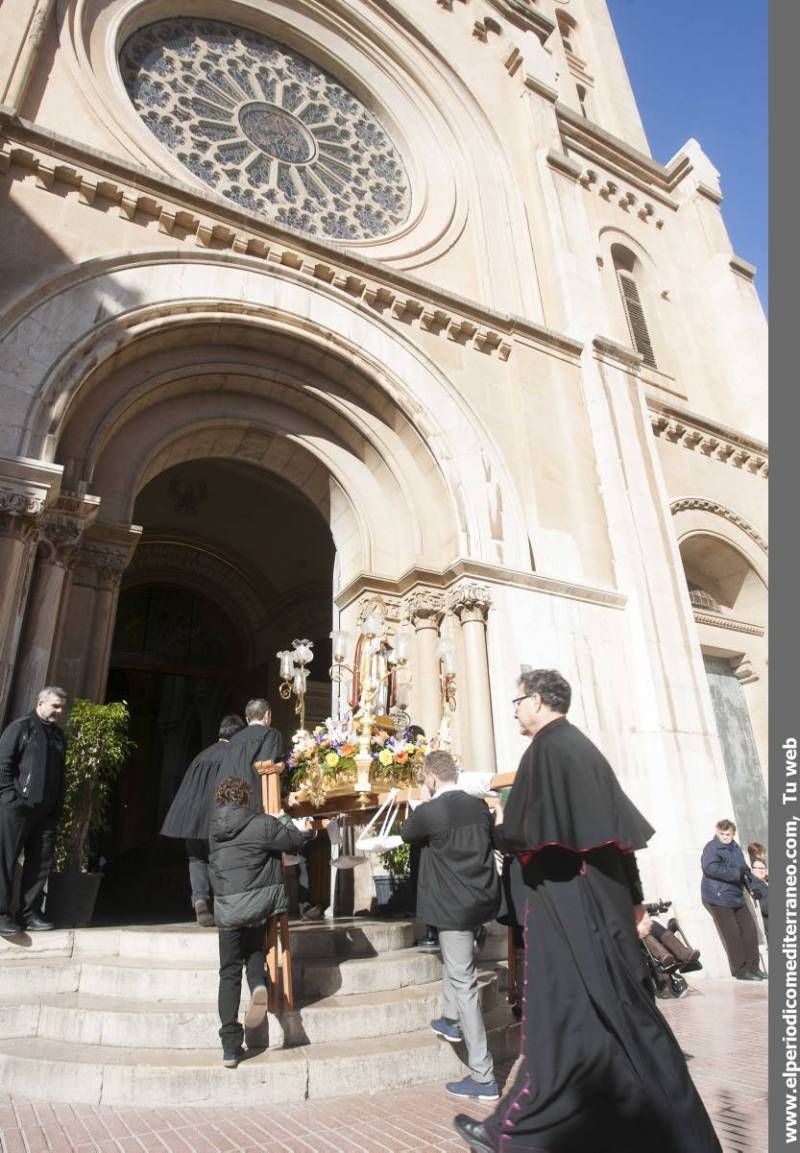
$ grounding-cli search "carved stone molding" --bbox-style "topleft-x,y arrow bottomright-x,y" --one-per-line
0,119 -> 533,363
0,487 -> 45,518
403,589 -> 445,628
670,498 -> 768,554
447,582 -> 493,623
731,655 -> 760,685
651,411 -> 768,478
692,611 -> 765,638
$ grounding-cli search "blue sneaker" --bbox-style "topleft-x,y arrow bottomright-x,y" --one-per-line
222,1047 -> 245,1068
430,1016 -> 462,1043
445,1074 -> 501,1101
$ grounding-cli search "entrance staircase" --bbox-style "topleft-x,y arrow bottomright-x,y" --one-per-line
0,919 -> 517,1106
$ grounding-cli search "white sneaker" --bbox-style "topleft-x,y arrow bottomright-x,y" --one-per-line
244,984 -> 268,1032
302,905 -> 324,920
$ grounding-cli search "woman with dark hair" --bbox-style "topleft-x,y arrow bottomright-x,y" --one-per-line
160,714 -> 245,926
454,669 -> 720,1153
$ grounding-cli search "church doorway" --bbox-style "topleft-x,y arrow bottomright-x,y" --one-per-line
95,457 -> 335,923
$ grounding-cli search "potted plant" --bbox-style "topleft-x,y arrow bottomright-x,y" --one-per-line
376,840 -> 412,914
46,699 -> 134,927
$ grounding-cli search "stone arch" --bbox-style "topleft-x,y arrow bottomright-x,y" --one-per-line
598,226 -> 668,373
122,537 -> 266,667
0,250 -> 531,580
670,497 -> 768,806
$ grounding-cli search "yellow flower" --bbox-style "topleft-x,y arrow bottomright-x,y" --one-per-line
378,748 -> 393,768
325,752 -> 340,768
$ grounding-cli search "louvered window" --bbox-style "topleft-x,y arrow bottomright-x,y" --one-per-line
617,271 -> 657,367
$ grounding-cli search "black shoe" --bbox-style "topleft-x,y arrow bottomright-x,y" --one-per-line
736,971 -> 761,981
418,933 -> 439,952
0,914 -> 20,936
453,1114 -> 495,1153
22,914 -> 54,931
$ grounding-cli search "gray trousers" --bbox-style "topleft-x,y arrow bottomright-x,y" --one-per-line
438,928 -> 494,1083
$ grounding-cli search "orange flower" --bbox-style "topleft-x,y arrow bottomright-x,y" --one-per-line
394,750 -> 409,764
340,742 -> 357,756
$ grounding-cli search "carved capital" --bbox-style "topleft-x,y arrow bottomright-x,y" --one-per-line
0,486 -> 46,519
447,582 -> 493,623
38,511 -> 86,567
76,522 -> 141,588
403,589 -> 446,628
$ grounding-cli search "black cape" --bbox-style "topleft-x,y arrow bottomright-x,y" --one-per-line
160,740 -> 228,841
216,724 -> 283,813
498,717 -> 654,855
486,718 -> 720,1153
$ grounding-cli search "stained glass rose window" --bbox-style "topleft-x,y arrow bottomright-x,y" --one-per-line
119,18 -> 411,240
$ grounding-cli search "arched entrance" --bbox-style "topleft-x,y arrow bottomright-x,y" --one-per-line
91,455 -> 335,920
673,504 -> 768,848
0,254 -> 528,920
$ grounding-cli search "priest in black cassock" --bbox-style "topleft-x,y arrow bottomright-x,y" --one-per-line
160,714 -> 245,926
454,669 -> 721,1153
216,698 -> 284,814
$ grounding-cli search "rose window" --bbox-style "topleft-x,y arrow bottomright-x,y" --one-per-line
119,18 -> 411,240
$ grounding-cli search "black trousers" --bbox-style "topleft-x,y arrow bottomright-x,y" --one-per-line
185,838 -> 210,902
704,901 -> 759,976
0,797 -> 58,920
217,923 -> 267,1050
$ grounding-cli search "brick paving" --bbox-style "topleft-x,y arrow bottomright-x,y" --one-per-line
0,979 -> 766,1153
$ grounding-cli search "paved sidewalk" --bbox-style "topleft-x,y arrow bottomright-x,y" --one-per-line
0,980 -> 767,1153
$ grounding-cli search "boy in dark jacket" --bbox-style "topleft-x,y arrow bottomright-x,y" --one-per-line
209,776 -> 309,1066
402,750 -> 501,1102
701,818 -> 763,981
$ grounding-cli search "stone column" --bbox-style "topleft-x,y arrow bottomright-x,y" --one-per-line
9,509 -> 88,717
0,508 -> 40,722
448,583 -> 496,774
51,523 -> 141,702
0,461 -> 64,722
403,590 -> 445,740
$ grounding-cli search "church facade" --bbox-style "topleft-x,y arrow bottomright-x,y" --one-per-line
0,0 -> 766,964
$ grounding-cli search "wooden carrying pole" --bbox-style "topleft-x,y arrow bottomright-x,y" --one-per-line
254,760 -> 293,1010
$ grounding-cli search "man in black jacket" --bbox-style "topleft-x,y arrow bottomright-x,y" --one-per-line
0,686 -> 68,934
216,698 -> 283,813
402,750 -> 501,1102
209,775 -> 309,1067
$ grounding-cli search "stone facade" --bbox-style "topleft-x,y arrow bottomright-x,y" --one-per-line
0,0 -> 766,970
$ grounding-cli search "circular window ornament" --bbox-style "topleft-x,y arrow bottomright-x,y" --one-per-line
119,18 -> 411,240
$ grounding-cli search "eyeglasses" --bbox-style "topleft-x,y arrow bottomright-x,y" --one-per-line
511,695 -> 530,709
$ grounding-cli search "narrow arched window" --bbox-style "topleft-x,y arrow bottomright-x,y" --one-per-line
612,245 -> 657,368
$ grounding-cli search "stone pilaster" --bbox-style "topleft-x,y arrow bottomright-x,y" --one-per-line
403,589 -> 445,740
0,503 -> 41,722
9,502 -> 97,717
51,523 -> 141,702
447,582 -> 496,773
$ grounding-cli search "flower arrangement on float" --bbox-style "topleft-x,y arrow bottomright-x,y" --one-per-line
287,718 -> 428,806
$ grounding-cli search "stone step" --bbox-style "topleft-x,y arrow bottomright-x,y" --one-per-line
0,919 -> 417,964
72,946 -> 444,1001
0,1008 -> 519,1106
0,973 -> 499,1050
1,957 -> 80,996
70,918 -> 417,962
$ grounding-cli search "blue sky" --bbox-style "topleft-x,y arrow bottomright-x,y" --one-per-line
606,0 -> 768,311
